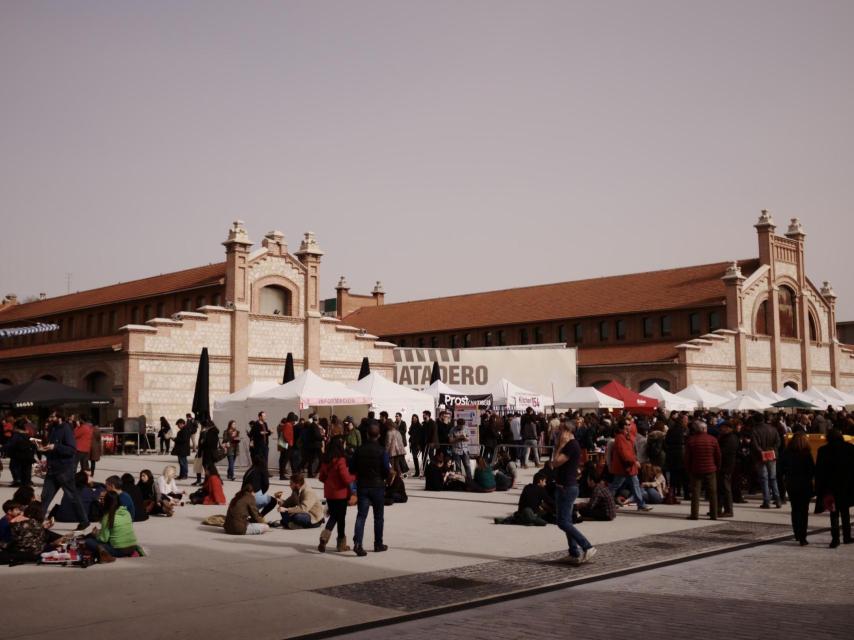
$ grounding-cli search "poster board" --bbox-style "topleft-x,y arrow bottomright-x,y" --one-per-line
452,403 -> 481,456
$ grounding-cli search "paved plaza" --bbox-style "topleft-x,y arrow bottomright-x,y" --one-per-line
2,453 -> 851,640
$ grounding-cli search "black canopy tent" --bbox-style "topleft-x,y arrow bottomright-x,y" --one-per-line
191,347 -> 211,424
358,357 -> 371,380
0,378 -> 112,411
283,352 -> 296,384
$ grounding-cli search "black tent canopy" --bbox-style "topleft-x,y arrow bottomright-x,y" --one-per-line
0,379 -> 112,409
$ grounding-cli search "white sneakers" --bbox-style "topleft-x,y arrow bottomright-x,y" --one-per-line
567,546 -> 598,565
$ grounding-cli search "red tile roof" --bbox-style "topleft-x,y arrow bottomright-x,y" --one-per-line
578,342 -> 680,366
0,336 -> 121,361
0,263 -> 226,323
344,260 -> 758,336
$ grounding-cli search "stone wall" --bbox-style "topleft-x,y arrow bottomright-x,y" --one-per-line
248,316 -> 304,360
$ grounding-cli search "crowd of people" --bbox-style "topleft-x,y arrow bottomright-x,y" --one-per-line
1,401 -> 853,567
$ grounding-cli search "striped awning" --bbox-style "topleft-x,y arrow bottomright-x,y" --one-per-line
0,323 -> 60,338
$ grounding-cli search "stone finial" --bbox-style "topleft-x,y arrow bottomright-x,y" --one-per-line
223,220 -> 252,247
1,294 -> 17,307
296,231 -> 324,257
722,261 -> 745,283
785,217 -> 806,240
38,292 -> 47,300
336,276 -> 350,291
821,281 -> 837,301
372,281 -> 385,295
755,209 -> 776,229
261,230 -> 287,255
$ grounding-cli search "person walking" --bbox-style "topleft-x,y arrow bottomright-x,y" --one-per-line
39,412 -> 90,531
552,423 -> 596,564
317,439 -> 356,553
751,415 -> 783,509
172,419 -> 191,480
520,411 -> 541,469
779,431 -> 815,545
684,420 -> 721,520
277,414 -> 296,480
158,417 -> 172,454
665,414 -> 688,498
222,420 -> 241,481
717,421 -> 738,517
608,419 -> 653,512
408,414 -> 424,477
350,423 -> 389,557
814,428 -> 854,548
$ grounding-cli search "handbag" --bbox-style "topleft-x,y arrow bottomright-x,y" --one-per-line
214,445 -> 227,462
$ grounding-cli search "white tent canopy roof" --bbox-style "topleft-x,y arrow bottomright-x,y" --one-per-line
815,386 -> 854,407
735,389 -> 782,405
802,387 -> 846,410
254,370 -> 371,409
555,387 -> 624,410
778,385 -> 814,404
423,380 -> 464,399
213,380 -> 279,409
675,384 -> 729,409
483,377 -> 546,410
347,373 -> 434,418
717,395 -> 770,412
639,383 -> 697,411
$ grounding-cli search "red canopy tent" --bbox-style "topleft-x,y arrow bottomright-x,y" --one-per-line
598,381 -> 659,415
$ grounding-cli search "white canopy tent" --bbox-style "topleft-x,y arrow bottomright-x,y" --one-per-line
424,380 -> 465,401
212,380 -> 280,467
483,377 -> 547,411
640,383 -> 697,411
675,384 -> 729,409
802,387 -> 845,410
348,373 -> 434,421
735,389 -> 782,405
815,386 -> 854,409
778,385 -> 815,404
554,387 -> 624,411
717,395 -> 770,412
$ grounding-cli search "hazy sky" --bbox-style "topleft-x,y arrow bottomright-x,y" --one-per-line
2,1 -> 853,319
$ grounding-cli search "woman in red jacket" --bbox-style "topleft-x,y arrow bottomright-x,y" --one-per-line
201,464 -> 227,505
317,439 -> 355,553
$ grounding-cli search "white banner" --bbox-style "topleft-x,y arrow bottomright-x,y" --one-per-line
393,346 -> 577,403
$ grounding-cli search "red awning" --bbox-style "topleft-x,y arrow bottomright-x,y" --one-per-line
599,381 -> 659,415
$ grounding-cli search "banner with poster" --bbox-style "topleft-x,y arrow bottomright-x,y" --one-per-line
438,392 -> 493,410
452,404 -> 481,456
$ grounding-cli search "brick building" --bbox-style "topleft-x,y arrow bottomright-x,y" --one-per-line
342,213 -> 854,394
0,221 -> 394,423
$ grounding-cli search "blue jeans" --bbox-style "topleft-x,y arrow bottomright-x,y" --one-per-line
353,486 -> 385,547
643,487 -> 663,504
280,511 -> 312,528
226,454 -> 236,480
758,461 -> 781,505
609,474 -> 646,508
255,491 -> 272,510
177,455 -> 188,478
42,468 -> 89,527
556,485 -> 591,558
451,451 -> 472,482
84,538 -> 135,558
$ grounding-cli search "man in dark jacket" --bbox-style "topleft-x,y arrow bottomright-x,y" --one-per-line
814,429 -> 854,547
349,423 -> 389,556
684,420 -> 721,520
173,419 -> 191,479
422,410 -> 438,463
717,421 -> 739,517
408,417 -> 424,477
39,412 -> 90,530
751,415 -> 782,508
4,420 -> 36,487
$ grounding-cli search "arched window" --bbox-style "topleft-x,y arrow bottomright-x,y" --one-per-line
808,313 -> 818,342
755,300 -> 770,335
778,287 -> 797,338
84,371 -> 111,396
783,380 -> 799,391
258,286 -> 292,316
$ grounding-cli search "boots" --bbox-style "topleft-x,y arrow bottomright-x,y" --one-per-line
336,536 -> 351,552
318,529 -> 332,553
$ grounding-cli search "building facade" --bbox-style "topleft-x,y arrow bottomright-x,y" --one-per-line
342,213 -> 854,394
0,221 -> 394,423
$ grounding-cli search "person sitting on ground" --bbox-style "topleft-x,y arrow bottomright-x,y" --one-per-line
224,483 -> 270,535
157,465 -> 185,510
639,463 -> 666,505
53,471 -> 104,523
385,469 -> 409,505
121,473 -> 148,522
495,472 -> 550,526
577,469 -> 617,521
104,475 -> 136,521
11,485 -> 35,509
0,500 -> 22,559
491,450 -> 517,491
9,501 -> 63,565
469,457 -> 496,493
84,491 -> 144,563
424,450 -> 467,491
200,464 -> 226,505
138,469 -> 170,516
275,472 -> 324,529
242,455 -> 277,516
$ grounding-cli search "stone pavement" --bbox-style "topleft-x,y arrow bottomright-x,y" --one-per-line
334,531 -> 854,640
0,453 -> 842,640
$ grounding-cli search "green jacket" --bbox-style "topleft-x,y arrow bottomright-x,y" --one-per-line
98,506 -> 138,549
